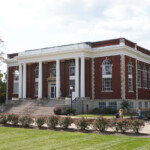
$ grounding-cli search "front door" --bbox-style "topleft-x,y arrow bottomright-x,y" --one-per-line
50,84 -> 56,99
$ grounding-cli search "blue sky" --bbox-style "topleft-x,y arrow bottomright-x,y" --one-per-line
1,0 -> 150,69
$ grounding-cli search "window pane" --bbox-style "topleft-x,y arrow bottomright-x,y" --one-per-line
50,64 -> 56,77
99,102 -> 106,109
69,62 -> 75,76
103,78 -> 112,91
13,82 -> 19,94
109,102 -> 117,110
143,66 -> 147,88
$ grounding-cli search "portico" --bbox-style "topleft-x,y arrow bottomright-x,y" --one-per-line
18,57 -> 85,100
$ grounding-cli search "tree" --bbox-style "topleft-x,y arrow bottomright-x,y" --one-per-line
121,100 -> 129,112
0,72 -> 6,103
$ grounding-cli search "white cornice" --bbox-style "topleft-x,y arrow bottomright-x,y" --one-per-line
6,44 -> 150,65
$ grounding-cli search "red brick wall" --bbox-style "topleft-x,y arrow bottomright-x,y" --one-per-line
125,56 -> 136,99
124,39 -> 135,48
8,66 -> 19,100
138,61 -> 150,99
91,39 -> 120,48
85,59 -> 92,98
94,55 -> 121,99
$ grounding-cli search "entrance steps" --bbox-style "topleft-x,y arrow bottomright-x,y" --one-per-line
4,99 -> 65,116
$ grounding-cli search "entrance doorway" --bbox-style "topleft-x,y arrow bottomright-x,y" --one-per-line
50,84 -> 56,99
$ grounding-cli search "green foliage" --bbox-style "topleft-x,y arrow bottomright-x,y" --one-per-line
62,106 -> 76,115
46,115 -> 59,129
121,100 -> 129,110
7,114 -> 19,126
93,115 -> 109,132
59,116 -> 73,129
0,114 -> 7,124
131,119 -> 145,133
35,116 -> 46,128
75,117 -> 89,130
0,73 -> 6,104
53,106 -> 62,115
19,116 -> 33,128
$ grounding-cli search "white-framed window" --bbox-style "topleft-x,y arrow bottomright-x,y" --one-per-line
129,102 -> 134,111
50,64 -> 56,77
34,65 -> 39,78
149,68 -> 150,88
69,62 -> 75,76
128,61 -> 133,91
145,102 -> 148,111
137,63 -> 141,88
35,82 -> 38,96
13,70 -> 19,94
109,102 -> 117,110
102,59 -> 112,91
143,65 -> 147,88
138,102 -> 142,109
99,102 -> 106,109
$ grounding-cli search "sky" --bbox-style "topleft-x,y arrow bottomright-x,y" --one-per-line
1,0 -> 150,72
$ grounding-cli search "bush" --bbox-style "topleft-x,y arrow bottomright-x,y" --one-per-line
131,119 -> 145,133
109,118 -> 119,132
35,116 -> 46,128
93,115 -> 109,132
116,119 -> 131,133
62,107 -> 76,115
19,116 -> 33,128
0,114 -> 7,125
7,114 -> 19,126
92,107 -> 117,114
53,106 -> 62,115
46,115 -> 59,129
75,117 -> 89,131
59,116 -> 73,129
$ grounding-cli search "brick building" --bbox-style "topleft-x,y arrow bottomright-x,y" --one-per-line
6,38 -> 150,112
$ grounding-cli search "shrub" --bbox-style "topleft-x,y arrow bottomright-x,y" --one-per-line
19,116 -> 33,128
7,114 -> 19,126
131,119 -> 145,133
75,117 -> 89,131
116,119 -> 131,133
0,114 -> 7,125
62,107 -> 76,115
59,116 -> 73,129
35,116 -> 46,128
109,118 -> 119,132
92,107 -> 117,114
53,106 -> 62,115
93,115 -> 109,132
46,115 -> 59,129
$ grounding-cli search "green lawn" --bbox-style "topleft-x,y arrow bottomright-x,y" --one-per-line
73,114 -> 135,118
0,127 -> 150,150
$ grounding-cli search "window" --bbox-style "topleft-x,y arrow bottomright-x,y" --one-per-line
138,102 -> 142,109
109,102 -> 117,110
128,61 -> 133,91
13,70 -> 19,94
69,80 -> 75,95
69,62 -> 75,76
35,82 -> 38,96
34,65 -> 39,78
102,59 -> 112,91
143,65 -> 147,88
145,102 -> 148,111
129,102 -> 134,111
50,64 -> 56,77
149,68 -> 150,88
137,63 -> 141,88
99,102 -> 106,109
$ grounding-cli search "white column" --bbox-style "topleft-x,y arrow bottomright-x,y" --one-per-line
56,59 -> 60,98
38,61 -> 42,99
23,63 -> 26,99
80,57 -> 85,97
19,64 -> 22,99
75,57 -> 79,97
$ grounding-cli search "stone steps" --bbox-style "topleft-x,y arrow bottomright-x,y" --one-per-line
5,99 -> 65,116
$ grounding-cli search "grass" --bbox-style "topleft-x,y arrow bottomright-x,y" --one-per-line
0,127 -> 150,150
73,114 -> 135,118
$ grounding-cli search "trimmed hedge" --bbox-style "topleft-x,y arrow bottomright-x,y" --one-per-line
0,114 -> 145,133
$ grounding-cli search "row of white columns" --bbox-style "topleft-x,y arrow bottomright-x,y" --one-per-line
18,57 -> 85,99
